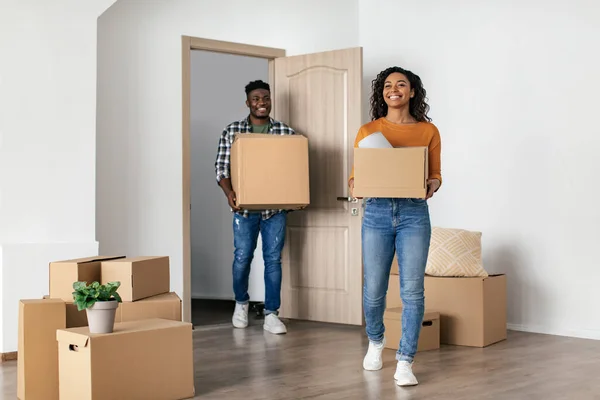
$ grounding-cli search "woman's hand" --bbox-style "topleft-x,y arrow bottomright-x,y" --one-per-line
349,178 -> 362,199
425,178 -> 441,200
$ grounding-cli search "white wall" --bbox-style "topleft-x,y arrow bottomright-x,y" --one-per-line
0,0 -> 117,352
190,50 -> 268,301
359,0 -> 600,339
96,0 -> 359,316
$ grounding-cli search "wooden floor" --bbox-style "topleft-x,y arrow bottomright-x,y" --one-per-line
3,319 -> 600,399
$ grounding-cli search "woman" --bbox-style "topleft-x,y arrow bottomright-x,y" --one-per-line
348,66 -> 442,386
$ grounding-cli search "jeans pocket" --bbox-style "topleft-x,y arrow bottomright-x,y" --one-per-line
408,198 -> 427,205
365,197 -> 376,205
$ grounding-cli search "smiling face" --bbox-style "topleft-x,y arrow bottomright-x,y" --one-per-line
382,72 -> 414,109
246,88 -> 271,120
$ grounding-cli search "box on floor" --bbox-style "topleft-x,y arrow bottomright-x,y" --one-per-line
17,299 -> 66,400
57,319 -> 195,400
49,256 -> 125,301
424,274 -> 507,347
231,133 -> 310,209
383,308 -> 440,352
353,146 -> 428,199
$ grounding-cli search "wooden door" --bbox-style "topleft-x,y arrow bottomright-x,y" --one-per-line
272,47 -> 363,325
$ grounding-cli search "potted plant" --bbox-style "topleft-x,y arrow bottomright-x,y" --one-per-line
72,281 -> 123,334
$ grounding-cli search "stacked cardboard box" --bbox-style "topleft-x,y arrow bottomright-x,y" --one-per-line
383,255 -> 441,352
390,256 -> 507,348
424,274 -> 507,347
17,255 -> 194,400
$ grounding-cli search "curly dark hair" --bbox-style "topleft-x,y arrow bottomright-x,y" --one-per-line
245,80 -> 270,97
369,66 -> 431,122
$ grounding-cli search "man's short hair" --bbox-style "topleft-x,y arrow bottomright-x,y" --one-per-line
245,80 -> 270,96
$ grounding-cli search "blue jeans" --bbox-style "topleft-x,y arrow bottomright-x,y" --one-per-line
232,211 -> 286,315
362,198 -> 431,362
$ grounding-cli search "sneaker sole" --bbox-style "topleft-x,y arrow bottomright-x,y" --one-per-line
263,326 -> 287,334
232,320 -> 248,329
395,378 -> 418,387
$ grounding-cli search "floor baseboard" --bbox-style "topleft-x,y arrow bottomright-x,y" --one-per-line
507,323 -> 600,341
1,352 -> 17,363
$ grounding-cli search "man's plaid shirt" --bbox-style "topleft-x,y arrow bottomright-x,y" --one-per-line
215,116 -> 296,220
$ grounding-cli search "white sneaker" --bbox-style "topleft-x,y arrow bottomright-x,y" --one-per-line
263,313 -> 287,334
232,303 -> 249,328
363,338 -> 385,371
394,360 -> 418,386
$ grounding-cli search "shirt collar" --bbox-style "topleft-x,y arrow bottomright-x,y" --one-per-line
243,115 -> 274,130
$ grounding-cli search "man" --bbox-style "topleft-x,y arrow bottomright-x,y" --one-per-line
214,80 -> 295,335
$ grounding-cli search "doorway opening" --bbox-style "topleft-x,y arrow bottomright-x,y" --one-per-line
189,50 -> 270,326
181,37 -> 286,326
182,36 -> 364,328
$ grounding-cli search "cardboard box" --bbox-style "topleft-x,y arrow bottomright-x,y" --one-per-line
353,146 -> 428,198
49,256 -> 125,301
424,274 -> 507,347
17,299 -> 66,400
57,318 -> 195,400
101,256 -> 170,302
386,275 -> 402,309
384,308 -> 440,352
46,292 -> 182,328
231,133 -> 310,209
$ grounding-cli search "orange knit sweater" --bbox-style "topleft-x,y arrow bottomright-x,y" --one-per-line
349,118 -> 442,184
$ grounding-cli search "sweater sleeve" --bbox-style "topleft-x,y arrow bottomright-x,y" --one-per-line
428,126 -> 442,185
348,127 -> 367,183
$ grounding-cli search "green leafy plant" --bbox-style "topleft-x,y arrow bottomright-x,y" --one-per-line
72,281 -> 123,311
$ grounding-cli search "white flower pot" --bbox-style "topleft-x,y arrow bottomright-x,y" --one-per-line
85,300 -> 119,334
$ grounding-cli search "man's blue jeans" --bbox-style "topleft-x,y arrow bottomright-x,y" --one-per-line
362,198 -> 431,362
232,211 -> 286,315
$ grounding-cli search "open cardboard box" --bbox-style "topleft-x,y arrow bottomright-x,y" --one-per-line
353,146 -> 428,198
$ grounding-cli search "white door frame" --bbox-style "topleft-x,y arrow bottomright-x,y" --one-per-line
181,36 -> 286,323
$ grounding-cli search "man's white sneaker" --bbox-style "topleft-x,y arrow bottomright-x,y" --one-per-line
263,313 -> 287,334
394,360 -> 418,386
232,303 -> 249,328
363,339 -> 385,371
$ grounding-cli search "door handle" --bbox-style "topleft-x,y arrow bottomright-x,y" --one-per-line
336,196 -> 359,204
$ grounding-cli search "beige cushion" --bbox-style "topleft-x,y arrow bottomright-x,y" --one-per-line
425,227 -> 488,277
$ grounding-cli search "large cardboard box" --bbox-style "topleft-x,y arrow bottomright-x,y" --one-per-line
383,308 -> 440,352
56,319 -> 195,400
60,292 -> 182,328
49,256 -> 125,301
231,133 -> 310,209
353,146 -> 428,198
386,275 -> 402,309
101,256 -> 170,302
17,299 -> 66,400
424,274 -> 507,347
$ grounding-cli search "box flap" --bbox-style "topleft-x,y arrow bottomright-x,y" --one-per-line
384,307 -> 439,322
108,256 -> 166,263
136,292 -> 181,303
51,255 -> 125,265
56,329 -> 90,348
233,133 -> 307,142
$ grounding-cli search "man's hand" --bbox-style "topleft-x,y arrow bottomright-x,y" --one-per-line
226,190 -> 240,210
425,178 -> 441,200
218,178 -> 240,210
